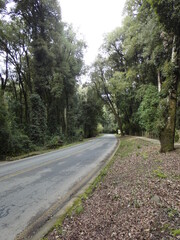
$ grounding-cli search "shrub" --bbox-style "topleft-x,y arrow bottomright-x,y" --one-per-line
10,132 -> 35,155
46,135 -> 63,149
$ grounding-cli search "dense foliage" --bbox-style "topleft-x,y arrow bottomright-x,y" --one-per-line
0,0 -> 104,159
0,0 -> 179,158
90,0 -> 180,152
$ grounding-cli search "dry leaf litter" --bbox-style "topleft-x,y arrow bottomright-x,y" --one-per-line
47,138 -> 180,240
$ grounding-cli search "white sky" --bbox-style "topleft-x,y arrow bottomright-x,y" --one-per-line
59,0 -> 126,66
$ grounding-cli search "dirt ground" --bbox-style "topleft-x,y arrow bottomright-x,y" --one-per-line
46,137 -> 180,240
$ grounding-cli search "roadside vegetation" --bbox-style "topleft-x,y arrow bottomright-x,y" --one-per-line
0,1 -> 179,239
0,0 -> 110,161
4,134 -> 102,162
0,0 -> 180,160
90,0 -> 180,152
44,137 -> 180,240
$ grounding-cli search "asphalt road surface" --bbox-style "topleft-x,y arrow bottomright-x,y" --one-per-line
0,134 -> 117,240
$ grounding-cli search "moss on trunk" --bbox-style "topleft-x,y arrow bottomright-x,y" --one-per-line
159,35 -> 179,152
160,78 -> 177,152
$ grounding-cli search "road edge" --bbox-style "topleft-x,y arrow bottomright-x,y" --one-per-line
15,135 -> 120,240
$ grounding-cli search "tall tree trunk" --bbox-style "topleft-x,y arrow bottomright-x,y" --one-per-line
93,81 -> 124,135
160,35 -> 179,152
12,80 -> 18,101
24,49 -> 33,94
107,100 -> 124,136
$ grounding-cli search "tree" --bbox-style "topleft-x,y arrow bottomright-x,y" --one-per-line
58,25 -> 86,136
91,55 -> 124,135
0,91 -> 11,158
80,86 -> 103,138
101,106 -> 117,133
138,84 -> 160,135
148,0 -> 180,152
29,94 -> 47,144
0,0 -> 86,158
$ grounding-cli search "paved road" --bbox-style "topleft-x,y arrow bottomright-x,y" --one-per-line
0,134 -> 117,240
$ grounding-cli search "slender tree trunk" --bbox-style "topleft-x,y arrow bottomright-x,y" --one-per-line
1,48 -> 8,93
12,80 -> 18,101
107,101 -> 124,136
158,70 -> 161,92
19,85 -> 23,124
64,107 -> 67,136
93,80 -> 124,135
160,35 -> 179,152
0,75 -> 5,93
18,73 -> 29,124
24,49 -> 33,94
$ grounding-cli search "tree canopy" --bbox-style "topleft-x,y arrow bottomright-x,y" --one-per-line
90,0 -> 180,152
0,0 -> 179,158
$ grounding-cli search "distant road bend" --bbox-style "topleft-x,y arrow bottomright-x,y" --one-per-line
0,134 -> 117,240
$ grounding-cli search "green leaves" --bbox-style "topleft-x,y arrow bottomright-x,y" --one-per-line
30,94 -> 47,144
80,87 -> 103,138
138,85 -> 160,134
148,0 -> 180,35
0,92 -> 11,158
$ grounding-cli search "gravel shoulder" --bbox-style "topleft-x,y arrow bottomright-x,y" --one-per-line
45,137 -> 180,240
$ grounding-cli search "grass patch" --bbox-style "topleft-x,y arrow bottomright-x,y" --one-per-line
43,197 -> 85,237
142,152 -> 149,160
75,205 -> 84,215
167,208 -> 179,219
154,158 -> 163,163
153,169 -> 167,179
161,223 -> 170,232
117,138 -> 136,158
171,229 -> 180,237
117,137 -> 147,158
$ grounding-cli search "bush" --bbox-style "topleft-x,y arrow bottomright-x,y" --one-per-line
74,129 -> 84,141
0,128 -> 11,159
10,133 -> 35,155
46,135 -> 63,149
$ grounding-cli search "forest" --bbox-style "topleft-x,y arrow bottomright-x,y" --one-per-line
0,0 -> 180,159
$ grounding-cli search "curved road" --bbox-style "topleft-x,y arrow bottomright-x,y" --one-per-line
0,134 -> 117,240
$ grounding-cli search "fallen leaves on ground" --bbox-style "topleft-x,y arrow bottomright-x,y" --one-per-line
47,138 -> 180,240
